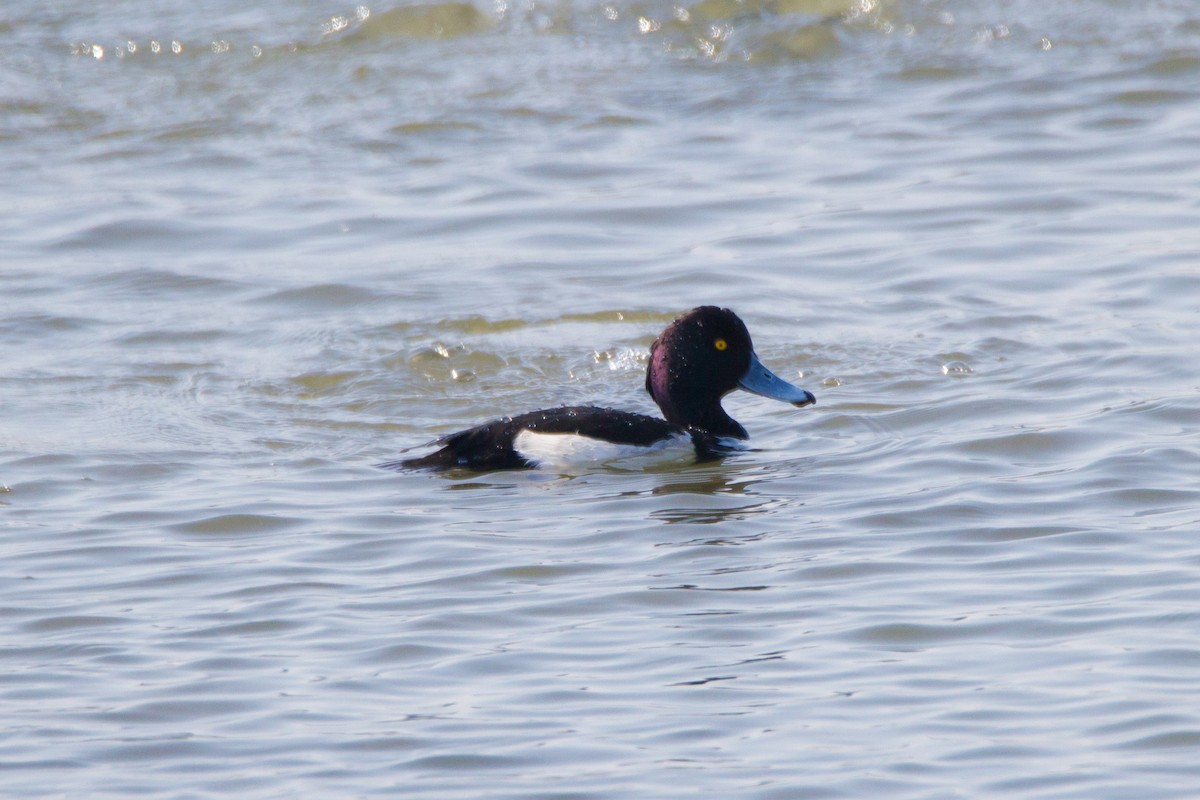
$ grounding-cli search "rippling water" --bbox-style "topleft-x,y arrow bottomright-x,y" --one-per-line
3,1 -> 1200,796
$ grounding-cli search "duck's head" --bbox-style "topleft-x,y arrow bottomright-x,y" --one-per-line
645,306 -> 816,439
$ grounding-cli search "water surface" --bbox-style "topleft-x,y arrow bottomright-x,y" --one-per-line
3,1 -> 1200,797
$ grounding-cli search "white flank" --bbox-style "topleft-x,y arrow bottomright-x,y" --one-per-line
513,430 -> 696,470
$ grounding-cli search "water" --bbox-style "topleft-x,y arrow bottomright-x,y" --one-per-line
3,0 -> 1200,796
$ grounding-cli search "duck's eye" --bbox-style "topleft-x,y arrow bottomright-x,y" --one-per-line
714,338 -> 728,351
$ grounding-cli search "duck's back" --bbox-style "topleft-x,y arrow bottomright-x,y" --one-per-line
388,405 -> 692,471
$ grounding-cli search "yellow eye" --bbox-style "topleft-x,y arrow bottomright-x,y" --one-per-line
714,338 -> 728,351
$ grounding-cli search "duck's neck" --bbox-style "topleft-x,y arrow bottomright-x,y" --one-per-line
662,401 -> 748,440
647,344 -> 749,439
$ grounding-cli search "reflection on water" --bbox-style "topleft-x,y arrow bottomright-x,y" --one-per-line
647,470 -> 796,525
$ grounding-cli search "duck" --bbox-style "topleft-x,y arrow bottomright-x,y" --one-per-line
384,306 -> 815,471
